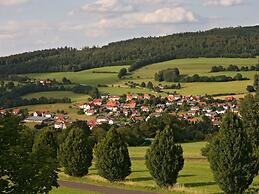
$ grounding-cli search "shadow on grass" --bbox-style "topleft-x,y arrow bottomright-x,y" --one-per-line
179,174 -> 195,178
132,170 -> 149,173
185,181 -> 216,187
129,177 -> 153,182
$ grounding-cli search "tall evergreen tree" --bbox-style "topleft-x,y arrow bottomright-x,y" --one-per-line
58,127 -> 93,177
145,126 -> 184,187
94,128 -> 131,182
33,128 -> 59,159
204,112 -> 259,194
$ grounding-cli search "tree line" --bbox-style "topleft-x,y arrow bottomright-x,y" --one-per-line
0,82 -> 99,108
211,64 -> 259,72
1,26 -> 259,74
155,68 -> 249,82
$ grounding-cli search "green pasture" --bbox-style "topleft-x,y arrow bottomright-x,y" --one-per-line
50,187 -> 102,194
22,91 -> 91,103
58,141 -> 258,193
131,58 -> 258,79
26,66 -> 129,86
99,86 -> 157,96
19,103 -> 94,121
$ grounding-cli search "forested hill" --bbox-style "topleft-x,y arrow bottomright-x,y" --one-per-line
1,25 -> 259,74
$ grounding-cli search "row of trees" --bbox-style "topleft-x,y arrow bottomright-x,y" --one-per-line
246,74 -> 259,92
0,82 -> 99,108
155,68 -> 248,83
1,26 -> 259,74
211,64 -> 259,72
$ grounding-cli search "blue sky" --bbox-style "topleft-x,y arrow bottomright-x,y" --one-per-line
0,0 -> 258,56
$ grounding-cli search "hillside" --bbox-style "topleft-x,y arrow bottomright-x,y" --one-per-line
1,25 -> 259,74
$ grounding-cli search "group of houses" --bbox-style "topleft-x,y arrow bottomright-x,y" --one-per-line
0,94 -> 239,130
78,94 -> 239,129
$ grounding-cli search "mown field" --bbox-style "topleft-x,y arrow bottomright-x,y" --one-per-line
23,58 -> 258,97
23,91 -> 91,103
26,66 -> 129,86
58,142 -> 259,194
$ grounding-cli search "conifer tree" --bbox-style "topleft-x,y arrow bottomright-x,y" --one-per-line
145,126 -> 184,187
58,127 -> 93,177
33,128 -> 58,159
204,112 -> 259,194
94,128 -> 131,182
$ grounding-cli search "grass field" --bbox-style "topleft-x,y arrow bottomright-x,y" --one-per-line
22,91 -> 91,103
58,141 -> 259,194
19,103 -> 94,121
50,187 -> 102,194
26,66 -> 129,86
23,58 -> 258,96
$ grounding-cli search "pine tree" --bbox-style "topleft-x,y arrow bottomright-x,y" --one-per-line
94,128 -> 131,182
58,127 -> 93,177
204,112 -> 259,194
145,126 -> 184,187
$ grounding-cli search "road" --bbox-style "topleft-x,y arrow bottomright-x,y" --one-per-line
59,180 -> 161,194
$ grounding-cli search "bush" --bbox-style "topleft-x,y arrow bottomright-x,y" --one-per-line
203,112 -> 259,193
145,126 -> 184,187
94,128 -> 131,181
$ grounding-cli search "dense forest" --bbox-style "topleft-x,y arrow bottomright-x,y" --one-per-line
1,26 -> 259,74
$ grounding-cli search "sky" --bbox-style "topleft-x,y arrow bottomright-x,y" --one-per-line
0,0 -> 258,56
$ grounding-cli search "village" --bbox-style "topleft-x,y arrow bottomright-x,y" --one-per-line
0,93 -> 239,131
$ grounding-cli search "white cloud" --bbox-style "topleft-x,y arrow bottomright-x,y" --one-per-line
0,0 -> 31,6
95,6 -> 197,29
204,0 -> 244,7
81,0 -> 134,13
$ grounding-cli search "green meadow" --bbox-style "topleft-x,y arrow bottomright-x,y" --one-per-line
58,141 -> 259,194
23,58 -> 259,96
23,91 -> 91,103
26,66 -> 129,86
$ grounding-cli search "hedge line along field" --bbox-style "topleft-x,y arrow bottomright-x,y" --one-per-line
131,58 -> 259,79
58,142 -> 259,194
26,66 -> 129,86
22,91 -> 91,103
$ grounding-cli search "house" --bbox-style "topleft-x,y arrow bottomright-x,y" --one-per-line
88,120 -> 97,129
141,106 -> 150,112
43,111 -> 54,118
85,109 -> 95,116
144,94 -> 150,100
96,116 -> 114,125
123,102 -> 136,109
0,108 -> 6,115
33,111 -> 43,117
188,117 -> 200,123
23,116 -> 50,124
109,95 -> 120,101
79,103 -> 91,110
92,99 -> 103,106
126,94 -> 133,101
106,101 -> 119,111
54,121 -> 67,129
12,108 -> 21,115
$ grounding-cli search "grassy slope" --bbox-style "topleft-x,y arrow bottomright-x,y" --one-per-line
26,66 -> 129,86
23,91 -> 91,103
59,141 -> 259,194
24,58 -> 258,96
